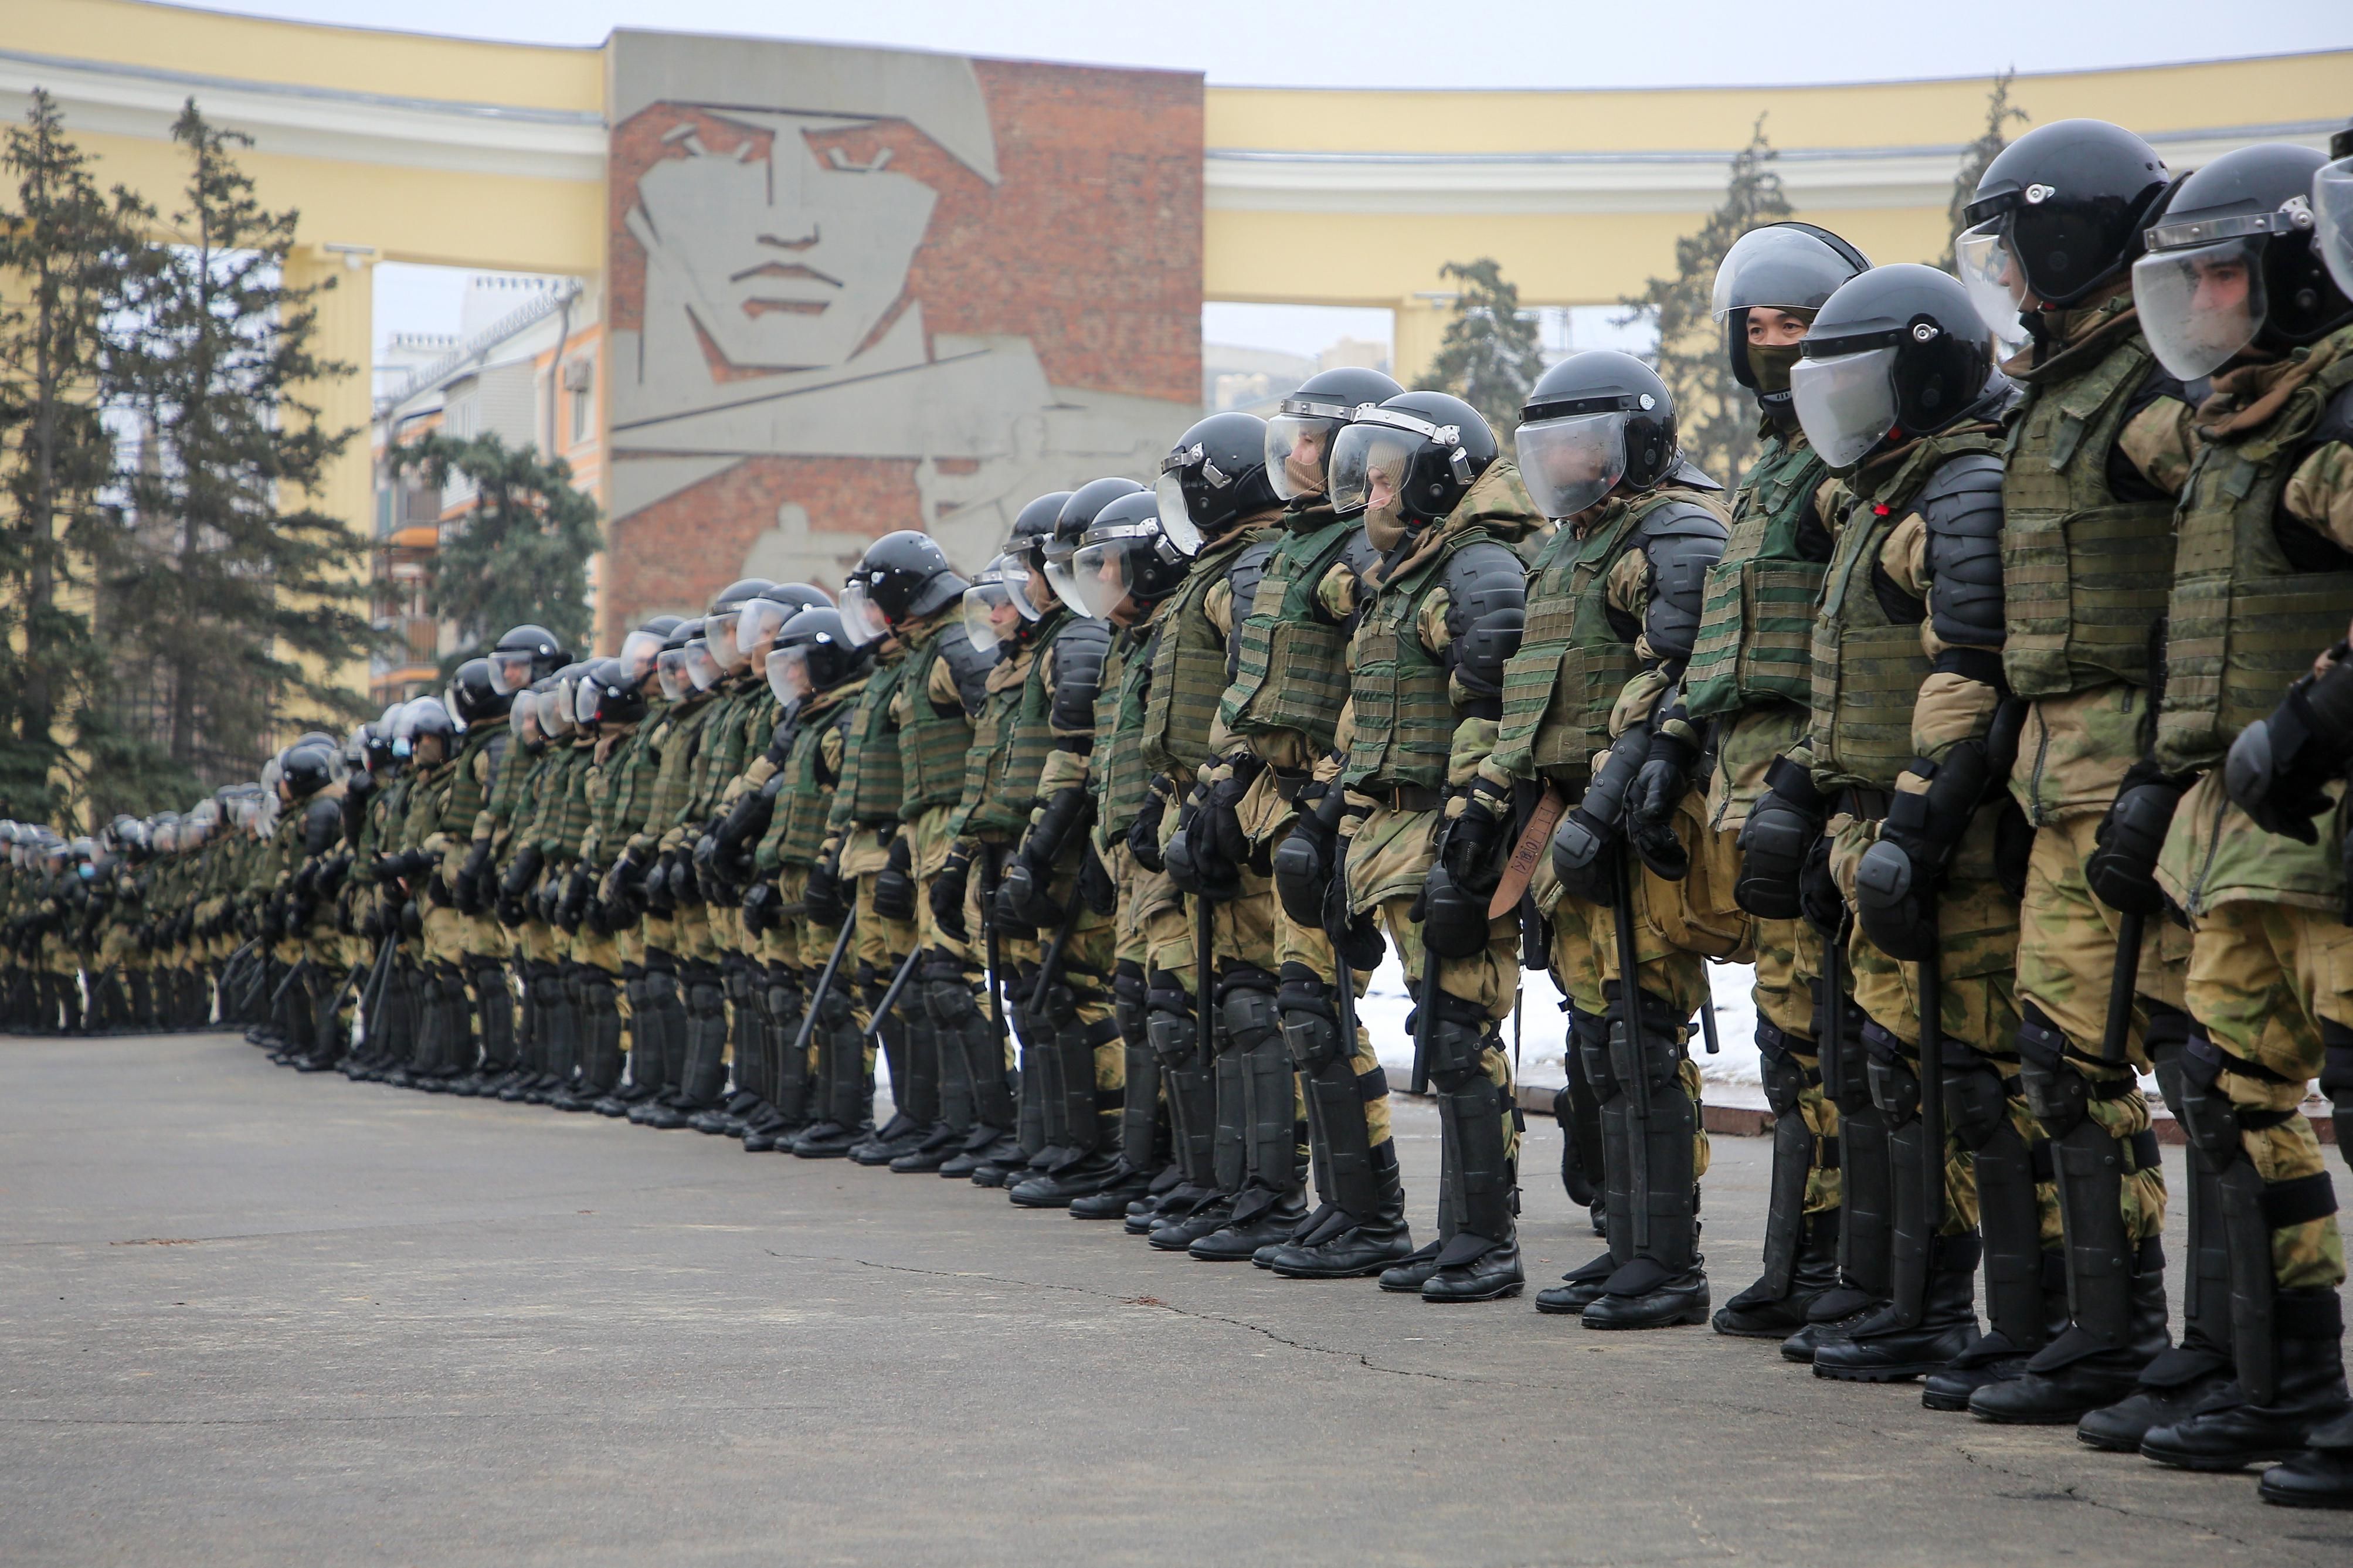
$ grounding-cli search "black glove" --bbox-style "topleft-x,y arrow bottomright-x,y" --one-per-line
692,832 -> 727,905
996,858 -> 1061,930
1439,789 -> 1506,892
1799,832 -> 1845,938
1021,787 -> 1094,877
872,834 -> 916,921
1735,755 -> 1828,920
362,906 -> 384,939
1077,846 -> 1117,916
454,839 -> 492,915
500,843 -> 545,903
558,863 -> 593,931
1164,788 -> 1240,901
1628,727 -> 1701,881
1272,783 -> 1344,928
929,849 -> 971,939
1552,728 -> 1652,902
292,862 -> 320,900
666,849 -> 704,909
1853,738 -> 2005,961
803,854 -> 847,926
400,899 -> 423,939
2226,647 -> 2353,843
495,891 -> 525,929
1322,866 -> 1386,972
1125,780 -> 1169,873
741,880 -> 776,938
1201,754 -> 1264,873
643,854 -> 675,917
1412,862 -> 1491,959
425,867 -> 453,907
2087,760 -> 2190,915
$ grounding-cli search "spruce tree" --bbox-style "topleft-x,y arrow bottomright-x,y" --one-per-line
1425,258 -> 1547,439
104,100 -> 367,785
1937,70 -> 2030,270
1617,117 -> 1792,487
390,430 -> 602,671
0,90 -> 153,822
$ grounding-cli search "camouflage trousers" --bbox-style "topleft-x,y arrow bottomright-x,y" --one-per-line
2185,897 -> 2352,1292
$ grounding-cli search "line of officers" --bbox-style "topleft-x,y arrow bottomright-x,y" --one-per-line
13,114 -> 2353,1508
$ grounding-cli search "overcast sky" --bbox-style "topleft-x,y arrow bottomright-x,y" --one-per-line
171,0 -> 2349,90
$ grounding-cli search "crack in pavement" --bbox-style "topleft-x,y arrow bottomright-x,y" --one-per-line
1955,1444 -> 2281,1555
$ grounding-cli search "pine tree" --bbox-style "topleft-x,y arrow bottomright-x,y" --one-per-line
1938,70 -> 2029,270
1425,258 -> 1547,439
390,430 -> 602,671
1617,117 -> 1792,487
103,100 -> 368,786
0,91 -> 158,822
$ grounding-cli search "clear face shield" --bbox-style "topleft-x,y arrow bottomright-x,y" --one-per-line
656,649 -> 691,704
961,557 -> 1026,655
1267,394 -> 1359,502
1789,344 -> 1902,470
537,686 -> 576,740
683,637 -> 724,693
1043,539 -> 1088,616
838,579 -> 889,647
620,627 -> 667,685
2319,157 -> 2353,299
512,700 -> 543,748
575,677 -> 602,729
1326,419 -> 1418,534
734,599 -> 796,666
704,606 -> 751,675
2131,199 -> 2314,380
1513,412 -> 1628,520
766,645 -> 816,707
1954,218 -> 2032,358
1068,522 -> 1170,622
488,648 -> 537,697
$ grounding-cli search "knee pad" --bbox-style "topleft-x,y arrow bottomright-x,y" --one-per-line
1420,988 -> 1495,1090
923,976 -> 979,1027
2321,1019 -> 2353,1113
1573,1006 -> 1617,1102
1145,1006 -> 1197,1068
1860,1020 -> 1920,1124
1113,961 -> 1148,1046
1943,1047 -> 2014,1152
1276,966 -> 1344,1073
1218,982 -> 1281,1056
2015,1003 -> 2091,1136
1754,1020 -> 1809,1118
2175,1029 -> 2249,1167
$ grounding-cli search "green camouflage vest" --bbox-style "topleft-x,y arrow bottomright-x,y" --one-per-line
1493,488 -> 1689,788
1343,528 -> 1490,792
897,624 -> 975,819
1810,428 -> 2002,789
2002,327 -> 2177,697
1096,624 -> 1157,836
1220,509 -> 1357,752
770,684 -> 860,869
1685,432 -> 1832,718
844,653 -> 911,826
2157,335 -> 2353,771
959,612 -> 1065,839
1143,528 -> 1264,780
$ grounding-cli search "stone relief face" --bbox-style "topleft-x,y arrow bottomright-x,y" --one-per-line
633,116 -> 937,374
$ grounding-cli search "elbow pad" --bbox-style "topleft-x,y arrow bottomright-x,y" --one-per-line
1920,452 -> 2007,650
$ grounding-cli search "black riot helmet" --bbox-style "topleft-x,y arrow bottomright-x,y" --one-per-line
1065,488 -> 1193,624
362,717 -> 396,775
840,531 -> 968,646
1007,490 -> 1072,564
768,605 -> 872,706
1265,365 -> 1405,503
1157,412 -> 1280,552
1710,222 -> 1872,426
1327,390 -> 1499,544
734,582 -> 833,671
654,617 -> 701,704
1791,264 -> 2004,473
2321,133 -> 2353,303
281,741 -> 338,802
444,656 -> 511,729
488,623 -> 568,696
702,577 -> 776,679
619,612 -> 685,685
1045,478 -> 1147,612
1513,352 -> 1686,521
2132,143 -> 2351,381
574,656 -> 647,730
395,694 -> 459,765
1958,119 -> 2172,338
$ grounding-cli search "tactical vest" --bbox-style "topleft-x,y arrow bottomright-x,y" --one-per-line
1493,489 -> 1688,788
1684,434 -> 1832,718
963,615 -> 1065,839
2157,340 -> 2353,771
2002,328 -> 2178,697
774,690 -> 857,868
442,731 -> 495,833
1096,626 -> 1157,836
897,626 -> 975,819
1143,529 -> 1262,780
1344,528 -> 1492,791
1220,511 -> 1358,752
1810,429 -> 2002,789
845,654 -> 911,825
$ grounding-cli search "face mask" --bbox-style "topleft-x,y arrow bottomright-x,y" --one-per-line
1746,340 -> 1803,395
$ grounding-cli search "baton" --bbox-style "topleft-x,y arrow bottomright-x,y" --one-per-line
792,908 -> 860,1063
864,943 -> 924,1048
2099,909 -> 2145,1068
1612,843 -> 1653,1251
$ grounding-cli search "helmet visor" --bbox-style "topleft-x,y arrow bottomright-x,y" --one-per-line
1790,345 -> 1902,470
1711,223 -> 1862,320
512,702 -> 542,746
1152,472 -> 1205,556
1327,421 -> 1418,529
2132,237 -> 2268,381
2318,156 -> 2353,299
1513,412 -> 1628,521
962,571 -> 1023,655
1267,411 -> 1337,501
1955,220 -> 2031,358
539,685 -> 576,738
575,677 -> 601,728
838,580 -> 888,648
735,599 -> 794,662
702,608 -> 749,674
488,648 -> 537,697
684,638 -> 725,693
619,628 -> 666,684
656,649 -> 691,704
766,646 -> 816,706
1003,556 -> 1045,622
1067,528 -> 1157,621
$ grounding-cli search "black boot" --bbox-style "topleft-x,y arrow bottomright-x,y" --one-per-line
1714,1022 -> 1830,1336
2260,1406 -> 2353,1507
1813,1234 -> 1983,1381
1534,1251 -> 1617,1315
1420,1020 -> 1523,1305
1972,1263 -> 2172,1424
1579,989 -> 1707,1330
2143,1291 -> 2352,1470
1269,1148 -> 1416,1279
1716,1206 -> 1839,1338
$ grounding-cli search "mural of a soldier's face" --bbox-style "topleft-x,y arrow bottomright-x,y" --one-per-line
636,116 -> 938,374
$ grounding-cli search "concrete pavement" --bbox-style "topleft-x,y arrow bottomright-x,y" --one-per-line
4,1030 -> 2351,1566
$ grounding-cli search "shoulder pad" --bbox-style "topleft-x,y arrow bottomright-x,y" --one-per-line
1048,618 -> 1112,734
1442,541 -> 1529,702
481,730 -> 511,778
2311,380 -> 2353,450
1636,517 -> 1726,664
1338,525 -> 1381,579
301,796 -> 345,857
1666,458 -> 1725,493
2125,359 -> 2196,425
1918,451 -> 2007,537
1224,538 -> 1279,676
1631,497 -> 1731,544
933,625 -> 997,716
1441,538 -> 1531,605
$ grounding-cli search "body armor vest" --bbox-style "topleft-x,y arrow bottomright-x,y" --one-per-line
2157,340 -> 2353,771
1143,530 -> 1262,779
1493,489 -> 1687,788
773,688 -> 858,868
963,613 -> 1065,839
844,656 -> 911,826
1684,433 -> 1832,718
1811,429 -> 2002,789
1343,528 -> 1491,791
1096,626 -> 1157,836
2002,329 -> 2177,696
897,626 -> 976,819
442,730 -> 495,833
1221,511 -> 1358,752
